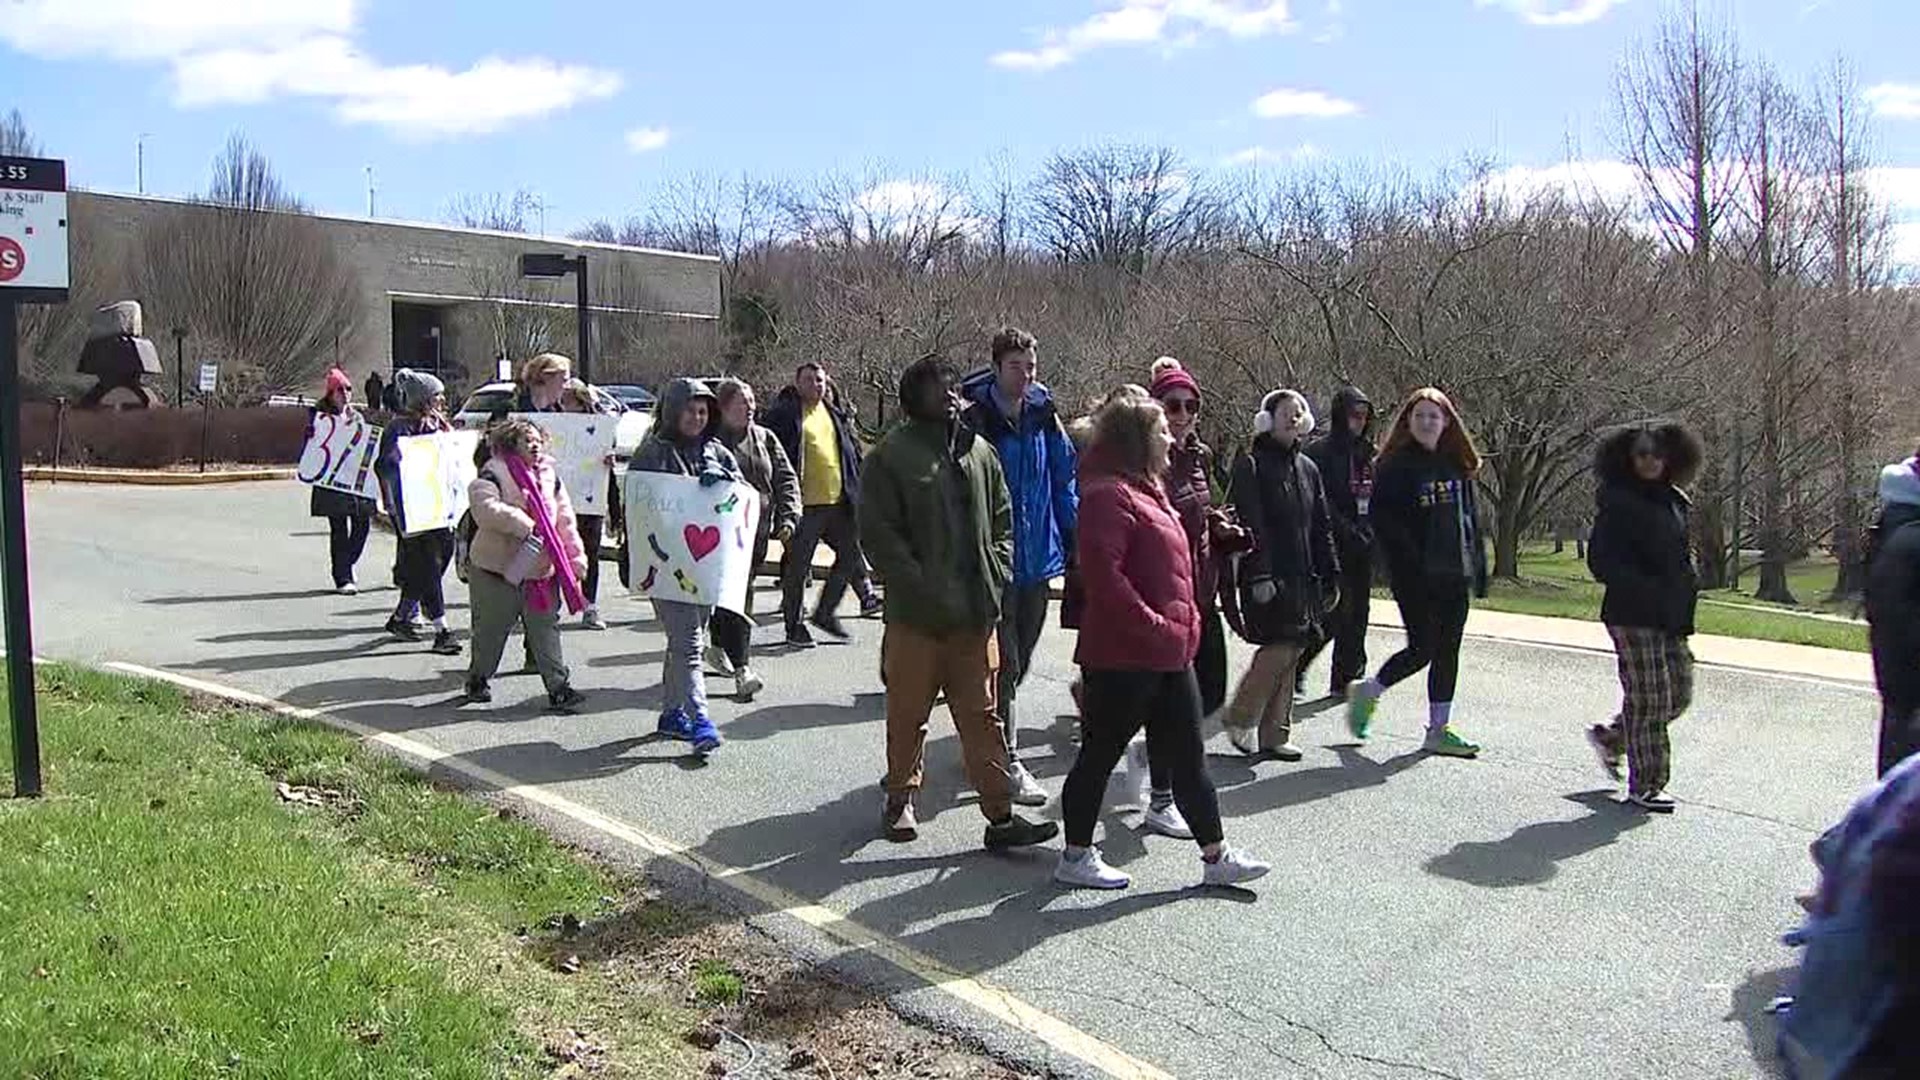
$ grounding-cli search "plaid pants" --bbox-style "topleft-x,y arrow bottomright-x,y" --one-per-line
1602,626 -> 1694,796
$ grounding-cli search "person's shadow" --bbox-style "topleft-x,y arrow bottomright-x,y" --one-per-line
1423,790 -> 1648,888
1727,965 -> 1796,1080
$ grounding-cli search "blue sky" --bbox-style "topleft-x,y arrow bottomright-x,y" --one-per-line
1,1 -> 1915,254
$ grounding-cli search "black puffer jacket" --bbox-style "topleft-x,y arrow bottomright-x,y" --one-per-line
1588,478 -> 1697,635
1868,462 -> 1920,719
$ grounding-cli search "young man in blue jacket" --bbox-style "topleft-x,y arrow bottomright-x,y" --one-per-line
960,327 -> 1077,806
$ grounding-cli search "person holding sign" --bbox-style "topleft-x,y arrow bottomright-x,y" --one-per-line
463,418 -> 588,712
629,378 -> 741,755
558,379 -> 616,630
858,355 -> 1058,851
708,378 -> 800,702
374,369 -> 462,656
306,368 -> 375,594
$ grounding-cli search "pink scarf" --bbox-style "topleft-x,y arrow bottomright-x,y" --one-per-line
504,454 -> 586,615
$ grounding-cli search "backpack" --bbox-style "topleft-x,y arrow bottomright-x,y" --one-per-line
453,510 -> 478,584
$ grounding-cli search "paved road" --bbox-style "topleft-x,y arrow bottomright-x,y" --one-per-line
20,481 -> 1880,1080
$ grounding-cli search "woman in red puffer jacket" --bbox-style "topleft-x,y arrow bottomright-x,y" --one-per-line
1052,395 -> 1272,892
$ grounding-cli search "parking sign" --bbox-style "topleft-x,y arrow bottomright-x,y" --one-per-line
0,156 -> 69,303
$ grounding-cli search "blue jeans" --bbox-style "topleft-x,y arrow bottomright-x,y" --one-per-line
656,599 -> 711,717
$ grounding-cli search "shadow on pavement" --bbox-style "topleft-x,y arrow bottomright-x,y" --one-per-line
723,692 -> 887,743
1727,965 -> 1795,1080
174,638 -> 408,675
201,625 -> 393,645
1422,790 -> 1648,888
146,588 -> 340,605
446,733 -> 709,784
1216,746 -> 1428,817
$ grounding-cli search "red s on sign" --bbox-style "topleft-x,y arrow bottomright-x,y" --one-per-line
0,236 -> 24,283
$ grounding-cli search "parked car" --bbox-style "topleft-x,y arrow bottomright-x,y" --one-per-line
452,382 -> 651,462
597,384 -> 658,414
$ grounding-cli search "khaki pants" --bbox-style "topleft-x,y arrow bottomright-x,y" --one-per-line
469,568 -> 570,695
882,623 -> 1012,821
1226,641 -> 1305,751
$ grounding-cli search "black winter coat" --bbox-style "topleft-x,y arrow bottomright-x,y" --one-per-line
1868,501 -> 1920,714
763,387 -> 863,507
1587,479 -> 1697,635
1229,436 -> 1339,642
306,401 -> 376,519
1305,386 -> 1376,563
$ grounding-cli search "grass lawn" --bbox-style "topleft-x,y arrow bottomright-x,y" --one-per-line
0,666 -> 1029,1080
1435,544 -> 1869,653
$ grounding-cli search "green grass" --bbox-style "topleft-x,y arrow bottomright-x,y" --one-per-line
1455,544 -> 1869,653
0,665 -> 698,1079
691,960 -> 745,1006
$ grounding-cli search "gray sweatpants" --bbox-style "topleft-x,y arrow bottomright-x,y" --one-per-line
656,598 -> 712,718
468,568 -> 570,695
995,582 -> 1052,760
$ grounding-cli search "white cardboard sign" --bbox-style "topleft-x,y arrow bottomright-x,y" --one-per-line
623,471 -> 761,616
396,431 -> 481,536
514,413 -> 616,517
297,410 -> 382,502
0,156 -> 69,295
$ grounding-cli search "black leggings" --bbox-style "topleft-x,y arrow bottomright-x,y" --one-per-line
395,530 -> 453,621
1064,667 -> 1224,849
709,532 -> 770,668
579,515 -> 604,604
1377,578 -> 1469,702
326,514 -> 371,588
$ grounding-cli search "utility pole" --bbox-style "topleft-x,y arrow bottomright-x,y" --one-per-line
136,133 -> 151,195
365,165 -> 376,218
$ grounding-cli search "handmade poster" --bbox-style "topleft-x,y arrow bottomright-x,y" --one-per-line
395,430 -> 481,536
622,472 -> 762,616
513,412 -> 615,516
297,410 -> 382,502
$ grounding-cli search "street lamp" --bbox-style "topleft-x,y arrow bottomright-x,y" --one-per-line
172,326 -> 187,405
519,252 -> 591,384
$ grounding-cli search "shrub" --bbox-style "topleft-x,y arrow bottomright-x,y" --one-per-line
20,403 -> 308,468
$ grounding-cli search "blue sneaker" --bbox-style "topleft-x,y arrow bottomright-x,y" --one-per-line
656,707 -> 693,741
688,711 -> 722,755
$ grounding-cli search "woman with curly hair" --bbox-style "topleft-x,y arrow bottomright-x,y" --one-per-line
1585,421 -> 1704,812
1346,387 -> 1488,758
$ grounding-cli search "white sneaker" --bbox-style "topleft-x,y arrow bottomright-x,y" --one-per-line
735,667 -> 764,703
582,606 -> 607,631
337,582 -> 358,596
1054,848 -> 1131,890
1143,802 -> 1193,840
1121,736 -> 1151,807
1226,723 -> 1258,757
1008,762 -> 1049,807
1201,845 -> 1272,888
703,644 -> 735,677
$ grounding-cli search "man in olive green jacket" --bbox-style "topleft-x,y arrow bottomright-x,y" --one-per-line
859,355 -> 1058,851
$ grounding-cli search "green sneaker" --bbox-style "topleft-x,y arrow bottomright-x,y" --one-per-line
1346,689 -> 1378,740
1423,727 -> 1480,758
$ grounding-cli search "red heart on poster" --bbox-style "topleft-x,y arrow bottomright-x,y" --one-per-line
684,524 -> 721,561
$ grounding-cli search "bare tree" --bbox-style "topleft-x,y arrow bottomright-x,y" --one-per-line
135,134 -> 359,402
1613,2 -> 1746,587
1028,144 -> 1220,274
0,108 -> 40,156
447,190 -> 565,368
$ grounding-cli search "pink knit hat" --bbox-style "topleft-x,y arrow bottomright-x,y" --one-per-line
324,368 -> 352,395
1148,356 -> 1200,401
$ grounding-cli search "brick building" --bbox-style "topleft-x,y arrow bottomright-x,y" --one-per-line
58,191 -> 721,398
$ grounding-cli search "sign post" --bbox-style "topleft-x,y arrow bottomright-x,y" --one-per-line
0,155 -> 70,798
197,364 -> 217,473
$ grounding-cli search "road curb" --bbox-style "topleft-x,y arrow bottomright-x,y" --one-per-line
26,466 -> 297,485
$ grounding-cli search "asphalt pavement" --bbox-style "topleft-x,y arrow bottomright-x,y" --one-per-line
19,480 -> 1881,1080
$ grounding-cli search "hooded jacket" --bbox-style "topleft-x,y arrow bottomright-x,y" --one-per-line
858,412 -> 1012,635
1230,434 -> 1340,640
958,370 -> 1079,588
1588,436 -> 1698,636
1370,444 -> 1488,595
1305,386 -> 1377,561
1868,460 -> 1920,719
372,370 -> 451,534
629,378 -> 741,481
763,383 -> 863,506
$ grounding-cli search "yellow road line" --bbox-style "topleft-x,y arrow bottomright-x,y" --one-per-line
103,661 -> 1174,1080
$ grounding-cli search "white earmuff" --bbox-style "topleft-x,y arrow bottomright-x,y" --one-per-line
1253,408 -> 1274,435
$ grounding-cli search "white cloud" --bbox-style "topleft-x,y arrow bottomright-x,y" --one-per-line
1866,83 -> 1920,120
1,0 -> 619,139
624,126 -> 671,153
991,0 -> 1295,71
1251,87 -> 1360,118
1863,167 -> 1920,214
1471,159 -> 1646,206
0,0 -> 353,60
1475,0 -> 1624,27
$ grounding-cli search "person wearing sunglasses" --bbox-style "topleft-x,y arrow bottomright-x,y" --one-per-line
1584,420 -> 1704,811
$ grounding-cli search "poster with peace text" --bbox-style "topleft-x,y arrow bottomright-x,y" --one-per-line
513,412 -> 615,516
396,431 -> 481,536
297,410 -> 382,501
622,472 -> 762,616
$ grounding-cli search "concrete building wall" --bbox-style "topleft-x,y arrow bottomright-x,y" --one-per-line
66,192 -> 721,395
